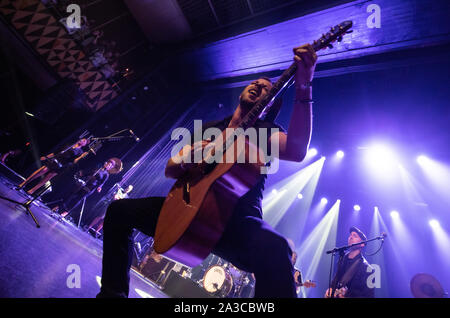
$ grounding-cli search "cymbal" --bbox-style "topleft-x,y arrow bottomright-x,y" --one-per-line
410,273 -> 445,298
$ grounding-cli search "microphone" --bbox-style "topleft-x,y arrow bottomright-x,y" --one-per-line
129,130 -> 140,142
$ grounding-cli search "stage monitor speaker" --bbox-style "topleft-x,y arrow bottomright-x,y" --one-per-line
163,271 -> 216,298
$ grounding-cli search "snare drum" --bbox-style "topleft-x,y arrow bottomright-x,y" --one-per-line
203,265 -> 233,297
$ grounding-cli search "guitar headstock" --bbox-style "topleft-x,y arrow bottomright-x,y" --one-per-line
312,20 -> 353,52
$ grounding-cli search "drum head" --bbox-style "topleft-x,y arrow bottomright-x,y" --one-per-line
203,265 -> 233,297
203,266 -> 233,294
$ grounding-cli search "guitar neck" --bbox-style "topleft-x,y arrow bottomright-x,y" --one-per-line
238,20 -> 352,130
219,21 -> 353,158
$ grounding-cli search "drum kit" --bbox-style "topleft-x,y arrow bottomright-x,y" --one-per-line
192,254 -> 255,298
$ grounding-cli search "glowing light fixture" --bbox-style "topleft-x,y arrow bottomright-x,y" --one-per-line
390,210 -> 399,219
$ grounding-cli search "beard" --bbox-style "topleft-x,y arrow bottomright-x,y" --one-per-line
239,94 -> 257,111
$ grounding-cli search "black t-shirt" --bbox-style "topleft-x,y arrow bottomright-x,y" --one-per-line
193,115 -> 286,217
332,253 -> 375,298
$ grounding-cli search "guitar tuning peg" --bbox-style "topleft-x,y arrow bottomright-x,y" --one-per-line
346,30 -> 353,34
337,36 -> 343,42
327,44 -> 333,49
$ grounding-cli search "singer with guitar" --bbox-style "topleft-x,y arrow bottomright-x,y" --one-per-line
325,227 -> 375,298
97,43 -> 316,298
97,21 -> 353,298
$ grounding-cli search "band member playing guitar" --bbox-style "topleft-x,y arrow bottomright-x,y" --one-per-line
96,43 -> 317,298
325,227 -> 375,298
288,240 -> 316,295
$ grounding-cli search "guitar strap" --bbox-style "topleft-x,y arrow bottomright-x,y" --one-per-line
339,257 -> 362,288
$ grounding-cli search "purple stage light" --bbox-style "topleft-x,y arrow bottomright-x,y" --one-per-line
429,219 -> 440,228
321,197 -> 328,204
367,144 -> 398,166
297,193 -> 303,199
417,155 -> 429,165
390,210 -> 399,219
336,150 -> 344,158
308,148 -> 318,157
353,205 -> 361,211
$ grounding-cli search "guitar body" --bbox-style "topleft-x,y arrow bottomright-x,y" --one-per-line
154,137 -> 264,267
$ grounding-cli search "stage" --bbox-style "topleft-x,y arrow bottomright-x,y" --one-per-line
0,175 -> 168,298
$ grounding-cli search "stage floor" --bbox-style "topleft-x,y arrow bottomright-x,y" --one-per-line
0,176 -> 169,298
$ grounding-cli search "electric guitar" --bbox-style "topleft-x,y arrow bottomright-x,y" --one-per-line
325,286 -> 348,298
154,21 -> 353,267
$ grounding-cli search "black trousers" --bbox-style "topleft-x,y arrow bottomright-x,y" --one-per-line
99,197 -> 297,298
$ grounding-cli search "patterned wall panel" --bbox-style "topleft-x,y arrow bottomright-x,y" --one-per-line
0,0 -> 117,110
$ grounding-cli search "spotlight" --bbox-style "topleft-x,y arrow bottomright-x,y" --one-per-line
297,193 -> 303,199
272,189 -> 278,194
353,205 -> 361,211
366,144 -> 399,171
95,276 -> 102,287
321,197 -> 328,204
417,155 -> 429,165
429,219 -> 440,228
390,210 -> 399,219
143,86 -> 149,91
336,150 -> 344,158
308,148 -> 318,157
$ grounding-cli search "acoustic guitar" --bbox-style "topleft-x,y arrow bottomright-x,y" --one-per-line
154,21 -> 353,267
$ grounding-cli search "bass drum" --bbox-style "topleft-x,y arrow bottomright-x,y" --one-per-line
203,265 -> 233,297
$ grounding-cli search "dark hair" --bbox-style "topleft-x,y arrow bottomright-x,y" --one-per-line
258,76 -> 273,84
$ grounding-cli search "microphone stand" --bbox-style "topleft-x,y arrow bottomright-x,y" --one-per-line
89,129 -> 138,143
326,234 -> 386,298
